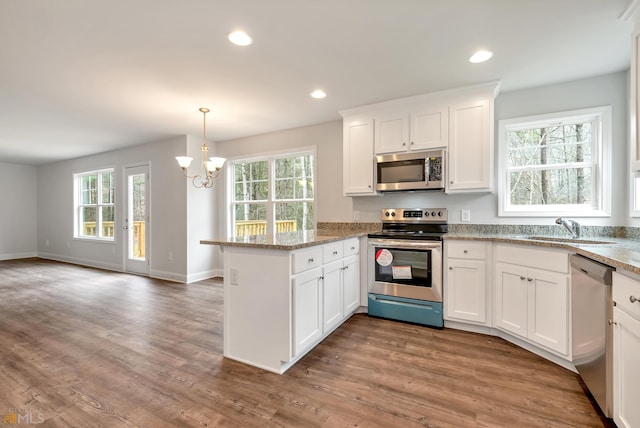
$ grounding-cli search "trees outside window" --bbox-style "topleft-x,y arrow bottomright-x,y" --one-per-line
498,107 -> 611,217
75,169 -> 115,240
231,152 -> 315,236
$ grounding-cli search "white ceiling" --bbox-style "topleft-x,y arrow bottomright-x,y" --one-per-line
0,0 -> 634,165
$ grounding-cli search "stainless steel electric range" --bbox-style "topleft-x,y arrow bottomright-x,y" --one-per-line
367,208 -> 448,328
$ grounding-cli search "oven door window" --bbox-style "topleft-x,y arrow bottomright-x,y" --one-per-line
374,247 -> 432,287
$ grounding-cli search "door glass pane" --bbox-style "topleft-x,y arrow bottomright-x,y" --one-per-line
128,173 -> 146,260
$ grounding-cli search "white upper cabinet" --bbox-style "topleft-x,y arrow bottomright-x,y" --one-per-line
622,2 -> 640,172
341,117 -> 375,196
374,104 -> 448,154
447,95 -> 493,193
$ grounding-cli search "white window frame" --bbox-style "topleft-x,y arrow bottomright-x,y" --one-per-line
226,147 -> 317,237
498,106 -> 611,217
73,168 -> 116,241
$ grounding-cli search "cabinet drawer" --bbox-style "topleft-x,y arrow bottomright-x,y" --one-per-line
447,241 -> 486,260
292,246 -> 323,274
496,244 -> 568,274
343,238 -> 360,256
323,242 -> 344,264
614,272 -> 640,320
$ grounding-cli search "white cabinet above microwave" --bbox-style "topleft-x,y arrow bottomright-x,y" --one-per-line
374,104 -> 448,155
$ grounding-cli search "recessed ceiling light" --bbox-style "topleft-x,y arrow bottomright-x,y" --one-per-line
469,50 -> 494,63
310,89 -> 326,99
228,31 -> 252,46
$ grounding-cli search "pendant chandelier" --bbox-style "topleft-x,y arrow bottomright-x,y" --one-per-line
175,107 -> 226,188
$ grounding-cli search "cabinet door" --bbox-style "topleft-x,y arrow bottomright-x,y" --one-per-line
342,255 -> 360,315
448,97 -> 492,192
292,268 -> 322,357
527,268 -> 569,355
322,260 -> 343,333
494,262 -> 528,338
343,119 -> 376,195
374,112 -> 408,154
445,259 -> 486,323
410,105 -> 448,151
614,307 -> 640,428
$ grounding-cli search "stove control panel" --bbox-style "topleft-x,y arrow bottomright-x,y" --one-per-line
381,208 -> 448,223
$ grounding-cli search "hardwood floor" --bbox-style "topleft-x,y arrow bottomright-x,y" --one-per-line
0,258 -> 608,427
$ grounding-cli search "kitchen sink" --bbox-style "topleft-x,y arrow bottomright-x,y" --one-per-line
524,236 -> 614,245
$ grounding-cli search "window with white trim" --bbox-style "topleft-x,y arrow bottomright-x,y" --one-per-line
498,106 -> 611,217
230,151 -> 315,237
74,169 -> 115,240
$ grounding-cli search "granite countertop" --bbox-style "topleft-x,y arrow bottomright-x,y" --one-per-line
200,229 -> 368,250
444,233 -> 640,276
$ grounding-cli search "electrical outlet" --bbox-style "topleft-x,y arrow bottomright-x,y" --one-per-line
353,210 -> 360,221
461,209 -> 471,222
230,268 -> 239,285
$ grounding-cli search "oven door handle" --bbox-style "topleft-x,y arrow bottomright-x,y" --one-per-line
368,239 -> 441,250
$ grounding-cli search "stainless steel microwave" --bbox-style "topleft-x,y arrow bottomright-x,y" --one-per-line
375,149 -> 446,192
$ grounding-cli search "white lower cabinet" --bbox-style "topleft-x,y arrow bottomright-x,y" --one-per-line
342,255 -> 360,314
444,241 -> 489,324
322,260 -> 344,333
292,267 -> 323,356
613,271 -> 640,428
494,245 -> 570,357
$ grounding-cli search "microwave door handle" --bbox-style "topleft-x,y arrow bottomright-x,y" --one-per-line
425,158 -> 430,185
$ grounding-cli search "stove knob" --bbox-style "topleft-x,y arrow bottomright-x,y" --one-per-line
385,212 -> 390,217
424,211 -> 430,217
431,211 -> 436,217
438,211 -> 443,217
391,212 -> 396,217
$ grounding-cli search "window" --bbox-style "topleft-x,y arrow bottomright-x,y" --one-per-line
498,106 -> 611,217
74,169 -> 115,240
230,151 -> 315,237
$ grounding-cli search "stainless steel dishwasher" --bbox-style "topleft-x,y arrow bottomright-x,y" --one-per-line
570,254 -> 614,418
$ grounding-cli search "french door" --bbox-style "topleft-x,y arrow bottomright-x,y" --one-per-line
124,164 -> 149,275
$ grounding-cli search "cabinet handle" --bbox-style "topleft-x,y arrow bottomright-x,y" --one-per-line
333,251 -> 338,255
449,266 -> 453,270
527,278 -> 533,282
450,181 -> 454,184
351,246 -> 356,250
319,276 -> 324,280
631,295 -> 639,304
410,141 -> 415,146
520,276 -> 526,280
463,250 -> 468,254
308,258 -> 314,263
368,185 -> 372,188
402,142 -> 406,146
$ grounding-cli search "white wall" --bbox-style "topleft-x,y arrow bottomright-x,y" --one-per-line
217,71 -> 629,233
0,162 -> 38,259
36,135 -> 214,282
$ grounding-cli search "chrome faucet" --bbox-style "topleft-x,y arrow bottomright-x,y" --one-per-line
555,218 -> 580,239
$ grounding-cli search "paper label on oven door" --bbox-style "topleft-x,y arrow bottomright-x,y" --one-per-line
375,249 -> 393,266
392,265 -> 412,279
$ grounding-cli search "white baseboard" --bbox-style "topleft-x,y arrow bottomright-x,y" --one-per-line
186,269 -> 221,284
38,253 -> 122,272
0,251 -> 38,261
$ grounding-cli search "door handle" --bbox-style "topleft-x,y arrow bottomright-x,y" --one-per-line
631,295 -> 639,304
123,226 -> 128,230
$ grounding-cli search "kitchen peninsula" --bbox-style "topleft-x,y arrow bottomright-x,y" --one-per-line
201,228 -> 369,374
